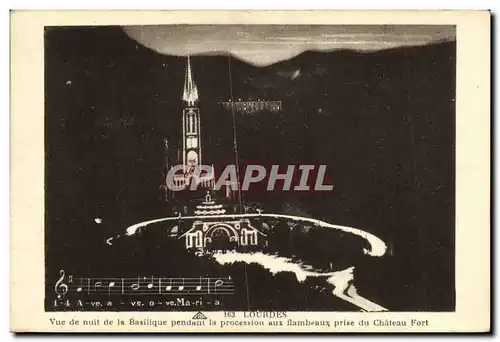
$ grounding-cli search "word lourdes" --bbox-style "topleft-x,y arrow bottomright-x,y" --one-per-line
166,164 -> 333,191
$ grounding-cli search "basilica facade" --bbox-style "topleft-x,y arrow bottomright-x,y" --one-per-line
178,196 -> 267,252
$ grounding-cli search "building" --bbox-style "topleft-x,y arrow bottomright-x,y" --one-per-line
164,56 -> 267,252
179,194 -> 267,252
220,100 -> 282,114
166,55 -> 216,192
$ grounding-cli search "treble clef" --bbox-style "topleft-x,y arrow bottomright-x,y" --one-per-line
54,270 -> 68,299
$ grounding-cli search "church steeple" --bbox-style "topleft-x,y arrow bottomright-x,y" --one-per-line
182,55 -> 199,106
163,55 -> 214,198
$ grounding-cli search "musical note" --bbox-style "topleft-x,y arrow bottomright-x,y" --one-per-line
108,282 -> 115,295
214,279 -> 224,293
165,278 -> 172,292
178,278 -> 184,291
76,278 -> 83,293
146,277 -> 154,290
130,277 -> 140,291
195,277 -> 202,291
94,281 -> 102,292
54,270 -> 68,299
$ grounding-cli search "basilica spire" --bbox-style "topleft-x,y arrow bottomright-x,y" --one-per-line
182,55 -> 199,106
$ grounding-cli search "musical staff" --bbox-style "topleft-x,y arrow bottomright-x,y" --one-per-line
53,270 -> 234,299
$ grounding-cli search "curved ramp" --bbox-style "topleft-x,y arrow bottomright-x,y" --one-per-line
124,213 -> 387,257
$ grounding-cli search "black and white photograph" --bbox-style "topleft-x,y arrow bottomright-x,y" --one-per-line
44,23 -> 457,314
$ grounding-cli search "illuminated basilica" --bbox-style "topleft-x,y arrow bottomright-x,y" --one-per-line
164,56 -> 267,252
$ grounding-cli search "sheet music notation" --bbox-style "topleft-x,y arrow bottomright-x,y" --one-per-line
54,270 -> 233,299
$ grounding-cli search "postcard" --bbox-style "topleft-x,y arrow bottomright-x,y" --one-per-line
10,10 -> 490,332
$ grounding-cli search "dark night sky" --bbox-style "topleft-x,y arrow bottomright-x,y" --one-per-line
124,25 -> 455,66
45,26 -> 455,311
